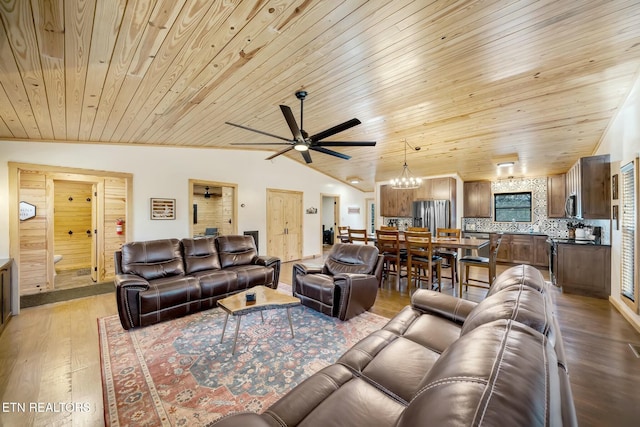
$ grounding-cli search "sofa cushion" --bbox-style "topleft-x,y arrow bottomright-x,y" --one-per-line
191,269 -> 239,297
488,264 -> 548,296
224,264 -> 274,289
461,286 -> 555,344
138,276 -> 201,326
324,244 -> 379,276
181,237 -> 221,274
398,319 -> 562,427
216,235 -> 258,268
121,238 -> 185,280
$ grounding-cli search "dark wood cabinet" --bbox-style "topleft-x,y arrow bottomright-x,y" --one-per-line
463,181 -> 491,218
0,259 -> 12,335
379,185 -> 414,217
557,243 -> 611,298
565,155 -> 610,219
547,174 -> 567,218
493,234 -> 548,268
381,177 -> 456,222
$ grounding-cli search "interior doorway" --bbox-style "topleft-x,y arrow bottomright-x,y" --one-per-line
189,179 -> 238,237
321,194 -> 340,247
52,180 -> 97,290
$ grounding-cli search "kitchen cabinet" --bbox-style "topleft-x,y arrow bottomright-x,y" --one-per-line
381,177 -> 456,219
565,155 -> 610,219
556,243 -> 611,298
547,174 -> 567,218
379,185 -> 414,217
0,259 -> 12,335
463,181 -> 491,218
494,234 -> 548,268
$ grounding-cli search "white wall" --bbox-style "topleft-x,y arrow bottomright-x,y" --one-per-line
0,141 -> 369,259
596,74 -> 640,331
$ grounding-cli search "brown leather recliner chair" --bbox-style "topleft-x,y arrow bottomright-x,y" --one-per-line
292,243 -> 383,320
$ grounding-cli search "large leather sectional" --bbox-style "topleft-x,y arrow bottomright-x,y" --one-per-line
213,264 -> 577,426
114,235 -> 280,330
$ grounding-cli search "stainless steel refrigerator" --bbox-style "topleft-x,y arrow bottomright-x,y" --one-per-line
412,200 -> 451,235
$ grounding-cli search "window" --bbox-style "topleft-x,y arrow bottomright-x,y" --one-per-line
620,161 -> 637,311
494,192 -> 532,222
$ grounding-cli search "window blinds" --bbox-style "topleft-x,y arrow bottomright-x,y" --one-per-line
620,161 -> 636,303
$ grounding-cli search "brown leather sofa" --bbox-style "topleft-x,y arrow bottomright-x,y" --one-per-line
291,243 -> 383,320
213,264 -> 577,427
114,235 -> 280,330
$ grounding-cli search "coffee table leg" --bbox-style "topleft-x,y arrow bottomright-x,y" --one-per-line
220,313 -> 229,343
260,310 -> 264,323
287,307 -> 295,338
232,315 -> 241,355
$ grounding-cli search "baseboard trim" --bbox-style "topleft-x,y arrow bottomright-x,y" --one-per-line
609,296 -> 640,334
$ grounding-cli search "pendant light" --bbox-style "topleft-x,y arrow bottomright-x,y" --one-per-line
390,139 -> 422,189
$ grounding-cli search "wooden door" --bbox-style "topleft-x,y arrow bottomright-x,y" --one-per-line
267,189 -> 302,262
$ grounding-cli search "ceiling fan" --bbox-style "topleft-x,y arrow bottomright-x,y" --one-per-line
225,91 -> 376,163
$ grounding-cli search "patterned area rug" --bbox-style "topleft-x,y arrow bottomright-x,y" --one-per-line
99,284 -> 389,426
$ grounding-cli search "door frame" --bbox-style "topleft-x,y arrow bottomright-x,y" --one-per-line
320,193 -> 340,250
188,179 -> 238,237
8,162 -> 132,315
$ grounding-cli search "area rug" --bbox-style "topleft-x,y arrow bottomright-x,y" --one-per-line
99,284 -> 389,426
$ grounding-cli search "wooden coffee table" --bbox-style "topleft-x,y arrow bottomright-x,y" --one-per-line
217,285 -> 301,354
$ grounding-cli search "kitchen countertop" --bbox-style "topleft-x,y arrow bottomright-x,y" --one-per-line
547,237 -> 610,247
464,231 -> 549,237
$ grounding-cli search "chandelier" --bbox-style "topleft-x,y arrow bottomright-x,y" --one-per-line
390,139 -> 422,189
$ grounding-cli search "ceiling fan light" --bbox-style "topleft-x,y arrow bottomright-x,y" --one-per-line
294,142 -> 308,151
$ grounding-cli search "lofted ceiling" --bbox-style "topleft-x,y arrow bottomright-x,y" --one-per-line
1,0 -> 640,191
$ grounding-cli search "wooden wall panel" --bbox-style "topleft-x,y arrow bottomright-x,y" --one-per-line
53,181 -> 93,270
102,177 -> 127,280
18,171 -> 48,294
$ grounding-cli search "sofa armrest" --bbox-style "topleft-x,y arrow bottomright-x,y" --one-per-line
291,263 -> 324,296
114,274 -> 150,330
252,255 -> 281,288
333,273 -> 379,320
411,289 -> 477,324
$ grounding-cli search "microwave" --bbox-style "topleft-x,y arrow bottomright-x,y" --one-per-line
565,194 -> 577,218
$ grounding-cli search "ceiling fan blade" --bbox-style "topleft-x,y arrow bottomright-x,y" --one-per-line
231,142 -> 292,146
314,141 -> 377,147
280,105 -> 304,141
266,146 -> 294,160
310,146 -> 351,160
309,118 -> 361,142
300,150 -> 313,164
225,121 -> 291,142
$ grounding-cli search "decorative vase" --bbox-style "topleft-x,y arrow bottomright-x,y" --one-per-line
568,228 -> 575,239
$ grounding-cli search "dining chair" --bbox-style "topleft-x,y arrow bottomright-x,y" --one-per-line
435,228 -> 461,285
348,228 -> 369,244
375,229 -> 406,284
458,234 -> 503,299
380,225 -> 398,231
337,226 -> 350,243
406,226 -> 428,232
404,231 -> 442,291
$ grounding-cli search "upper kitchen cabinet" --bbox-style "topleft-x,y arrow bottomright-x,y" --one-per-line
414,177 -> 456,201
547,174 -> 567,218
566,154 -> 610,219
380,185 -> 414,217
463,181 -> 492,218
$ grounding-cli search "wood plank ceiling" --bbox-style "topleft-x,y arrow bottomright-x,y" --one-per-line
1,0 -> 640,191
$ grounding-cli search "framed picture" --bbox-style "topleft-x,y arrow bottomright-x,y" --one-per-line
612,174 -> 619,200
613,205 -> 619,230
150,198 -> 176,220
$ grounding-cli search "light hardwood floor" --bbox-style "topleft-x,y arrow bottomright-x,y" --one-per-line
1,257 -> 640,426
